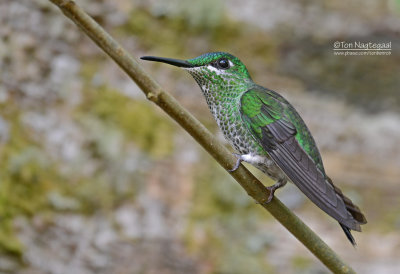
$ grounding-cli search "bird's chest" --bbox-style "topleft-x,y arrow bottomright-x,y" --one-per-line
204,94 -> 285,181
212,105 -> 285,180
210,101 -> 262,155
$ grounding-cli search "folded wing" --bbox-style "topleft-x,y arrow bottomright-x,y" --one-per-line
240,86 -> 363,230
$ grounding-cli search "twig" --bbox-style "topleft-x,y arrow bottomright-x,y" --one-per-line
48,1 -> 356,273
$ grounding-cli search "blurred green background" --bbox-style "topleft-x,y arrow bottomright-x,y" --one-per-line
0,0 -> 399,273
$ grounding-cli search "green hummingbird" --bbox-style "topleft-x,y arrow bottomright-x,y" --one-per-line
141,52 -> 367,245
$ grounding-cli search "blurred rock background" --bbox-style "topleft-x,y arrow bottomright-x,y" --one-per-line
0,0 -> 399,273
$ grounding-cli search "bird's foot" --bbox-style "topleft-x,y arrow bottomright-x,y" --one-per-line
228,153 -> 242,172
264,179 -> 287,203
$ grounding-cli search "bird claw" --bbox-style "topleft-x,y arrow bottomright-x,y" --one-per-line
228,153 -> 242,172
264,179 -> 287,204
264,186 -> 276,203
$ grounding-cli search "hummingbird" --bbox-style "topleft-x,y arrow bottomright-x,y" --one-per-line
141,52 -> 367,245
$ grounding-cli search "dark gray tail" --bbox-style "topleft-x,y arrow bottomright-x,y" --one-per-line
338,192 -> 366,246
327,177 -> 367,245
339,223 -> 356,246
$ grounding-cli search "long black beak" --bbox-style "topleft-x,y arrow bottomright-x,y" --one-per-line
140,56 -> 194,68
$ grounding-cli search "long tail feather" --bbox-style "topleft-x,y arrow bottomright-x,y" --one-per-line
326,177 -> 367,245
340,223 -> 356,246
327,177 -> 367,225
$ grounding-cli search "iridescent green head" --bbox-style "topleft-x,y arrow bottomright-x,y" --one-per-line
141,52 -> 253,97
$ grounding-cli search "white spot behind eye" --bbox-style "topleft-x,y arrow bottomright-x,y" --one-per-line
228,60 -> 234,67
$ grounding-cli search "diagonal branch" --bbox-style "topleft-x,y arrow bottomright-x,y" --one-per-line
48,1 -> 356,273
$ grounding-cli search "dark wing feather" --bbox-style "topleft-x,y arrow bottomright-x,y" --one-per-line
263,126 -> 359,229
240,87 -> 363,231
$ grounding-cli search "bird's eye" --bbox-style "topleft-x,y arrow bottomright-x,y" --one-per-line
216,58 -> 230,69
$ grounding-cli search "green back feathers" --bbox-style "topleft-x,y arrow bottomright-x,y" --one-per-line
240,87 -> 325,174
